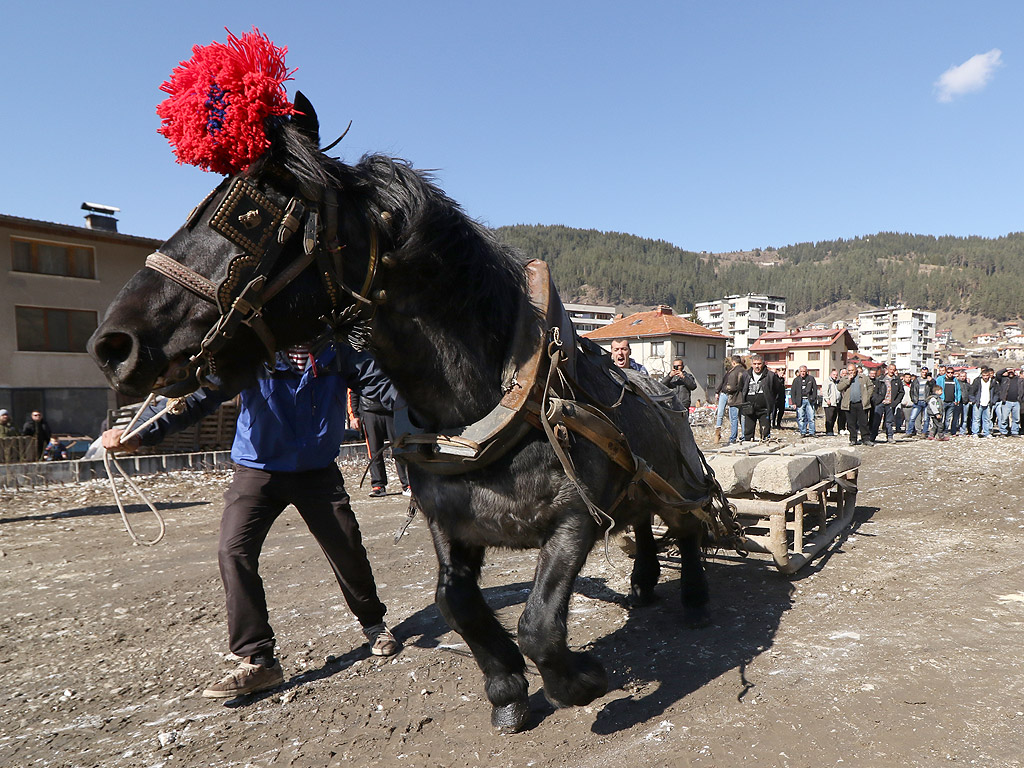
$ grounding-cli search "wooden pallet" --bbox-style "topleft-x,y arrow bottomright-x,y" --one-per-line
729,468 -> 858,574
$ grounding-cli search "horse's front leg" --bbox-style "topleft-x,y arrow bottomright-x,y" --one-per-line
428,520 -> 530,733
677,520 -> 711,627
516,514 -> 608,709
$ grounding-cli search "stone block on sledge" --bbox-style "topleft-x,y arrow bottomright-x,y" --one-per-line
749,454 -> 821,496
707,454 -> 770,495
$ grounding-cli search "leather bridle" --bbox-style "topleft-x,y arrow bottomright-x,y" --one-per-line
144,174 -> 383,389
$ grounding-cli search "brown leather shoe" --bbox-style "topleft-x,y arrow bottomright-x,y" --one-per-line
202,657 -> 284,698
363,623 -> 401,657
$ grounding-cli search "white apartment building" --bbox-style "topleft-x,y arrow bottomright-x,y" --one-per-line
856,307 -> 936,372
563,302 -> 616,333
693,294 -> 786,356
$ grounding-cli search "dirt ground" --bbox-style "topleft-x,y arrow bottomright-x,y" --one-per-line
2,425 -> 1024,768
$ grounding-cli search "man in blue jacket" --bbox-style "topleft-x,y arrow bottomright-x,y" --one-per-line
102,341 -> 401,698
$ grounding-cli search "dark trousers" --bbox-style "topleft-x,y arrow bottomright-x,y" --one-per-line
220,464 -> 387,658
363,411 -> 409,490
844,405 -> 869,444
824,405 -> 839,435
743,407 -> 771,441
873,403 -> 896,440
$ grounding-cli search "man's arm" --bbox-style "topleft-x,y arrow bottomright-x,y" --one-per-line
336,346 -> 401,411
102,387 -> 229,453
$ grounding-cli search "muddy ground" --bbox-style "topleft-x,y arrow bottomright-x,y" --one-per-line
1,425 -> 1023,768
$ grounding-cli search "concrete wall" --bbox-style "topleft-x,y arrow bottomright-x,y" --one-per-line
0,442 -> 369,490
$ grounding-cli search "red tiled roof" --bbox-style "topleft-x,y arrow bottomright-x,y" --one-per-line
750,328 -> 857,352
583,306 -> 727,340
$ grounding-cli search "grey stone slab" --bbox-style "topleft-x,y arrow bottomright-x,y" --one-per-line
749,455 -> 821,496
707,454 -> 771,495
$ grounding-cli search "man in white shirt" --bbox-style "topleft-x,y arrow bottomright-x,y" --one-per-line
969,367 -> 996,438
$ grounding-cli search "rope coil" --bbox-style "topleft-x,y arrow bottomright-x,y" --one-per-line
101,393 -> 186,546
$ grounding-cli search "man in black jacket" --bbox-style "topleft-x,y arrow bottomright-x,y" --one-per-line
739,356 -> 777,442
661,358 -> 697,410
22,410 -> 51,461
789,365 -> 818,437
969,367 -> 997,437
871,364 -> 904,443
350,392 -> 411,497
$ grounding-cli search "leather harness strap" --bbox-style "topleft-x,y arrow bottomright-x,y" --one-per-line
392,258 -> 734,541
143,174 -> 385,385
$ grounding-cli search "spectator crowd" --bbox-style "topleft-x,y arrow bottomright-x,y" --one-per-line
710,357 -> 1023,446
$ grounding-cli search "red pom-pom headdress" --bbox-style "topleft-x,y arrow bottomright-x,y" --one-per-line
157,28 -> 297,175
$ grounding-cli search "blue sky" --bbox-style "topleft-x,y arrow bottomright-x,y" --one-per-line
2,1 -> 1021,253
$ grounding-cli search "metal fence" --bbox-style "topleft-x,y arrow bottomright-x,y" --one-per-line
0,437 -> 38,464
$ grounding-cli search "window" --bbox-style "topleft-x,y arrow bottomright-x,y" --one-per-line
11,237 -> 96,279
707,373 -> 716,389
808,351 -> 821,361
650,341 -> 663,357
787,351 -> 795,361
15,306 -> 98,352
674,341 -> 686,357
706,344 -> 717,359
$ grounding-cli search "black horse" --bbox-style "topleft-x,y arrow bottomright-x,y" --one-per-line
89,98 -> 736,733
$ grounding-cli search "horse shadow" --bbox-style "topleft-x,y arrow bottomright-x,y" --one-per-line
381,556 -> 789,733
386,503 -> 878,732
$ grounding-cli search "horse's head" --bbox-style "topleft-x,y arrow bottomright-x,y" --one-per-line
89,98 -> 376,398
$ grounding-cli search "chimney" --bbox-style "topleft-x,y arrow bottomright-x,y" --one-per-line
81,202 -> 120,232
656,305 -> 673,315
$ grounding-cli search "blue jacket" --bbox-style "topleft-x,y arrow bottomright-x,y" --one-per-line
138,344 -> 398,472
934,374 -> 961,405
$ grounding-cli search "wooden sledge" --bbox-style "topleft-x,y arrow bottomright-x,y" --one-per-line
727,468 -> 858,574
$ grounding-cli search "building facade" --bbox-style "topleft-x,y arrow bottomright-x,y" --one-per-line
693,294 -> 786,356
856,307 -> 936,372
582,305 -> 729,405
1,212 -> 160,437
563,302 -> 616,333
750,328 -> 857,383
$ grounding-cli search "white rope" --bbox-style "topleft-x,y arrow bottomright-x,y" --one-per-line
102,394 -> 186,546
103,450 -> 166,546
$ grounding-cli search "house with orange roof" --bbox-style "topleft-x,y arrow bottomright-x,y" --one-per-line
582,305 -> 728,404
750,328 -> 858,383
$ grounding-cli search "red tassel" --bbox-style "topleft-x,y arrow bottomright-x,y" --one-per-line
156,27 -> 297,175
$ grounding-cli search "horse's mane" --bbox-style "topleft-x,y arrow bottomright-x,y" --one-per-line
257,122 -> 531,423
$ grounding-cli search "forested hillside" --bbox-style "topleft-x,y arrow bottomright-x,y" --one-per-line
494,225 -> 1024,321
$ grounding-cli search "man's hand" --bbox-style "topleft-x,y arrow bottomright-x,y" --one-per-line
350,417 -> 361,432
101,428 -> 140,454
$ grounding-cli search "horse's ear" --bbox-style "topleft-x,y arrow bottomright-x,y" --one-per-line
292,91 -> 320,146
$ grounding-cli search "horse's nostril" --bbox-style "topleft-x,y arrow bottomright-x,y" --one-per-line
92,331 -> 135,369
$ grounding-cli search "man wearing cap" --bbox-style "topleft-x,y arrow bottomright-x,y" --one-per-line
0,409 -> 16,438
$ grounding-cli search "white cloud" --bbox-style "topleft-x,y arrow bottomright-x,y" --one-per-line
934,49 -> 1003,102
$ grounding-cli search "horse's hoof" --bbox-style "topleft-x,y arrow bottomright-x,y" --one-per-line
544,653 -> 608,708
628,585 -> 658,608
491,699 -> 530,733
